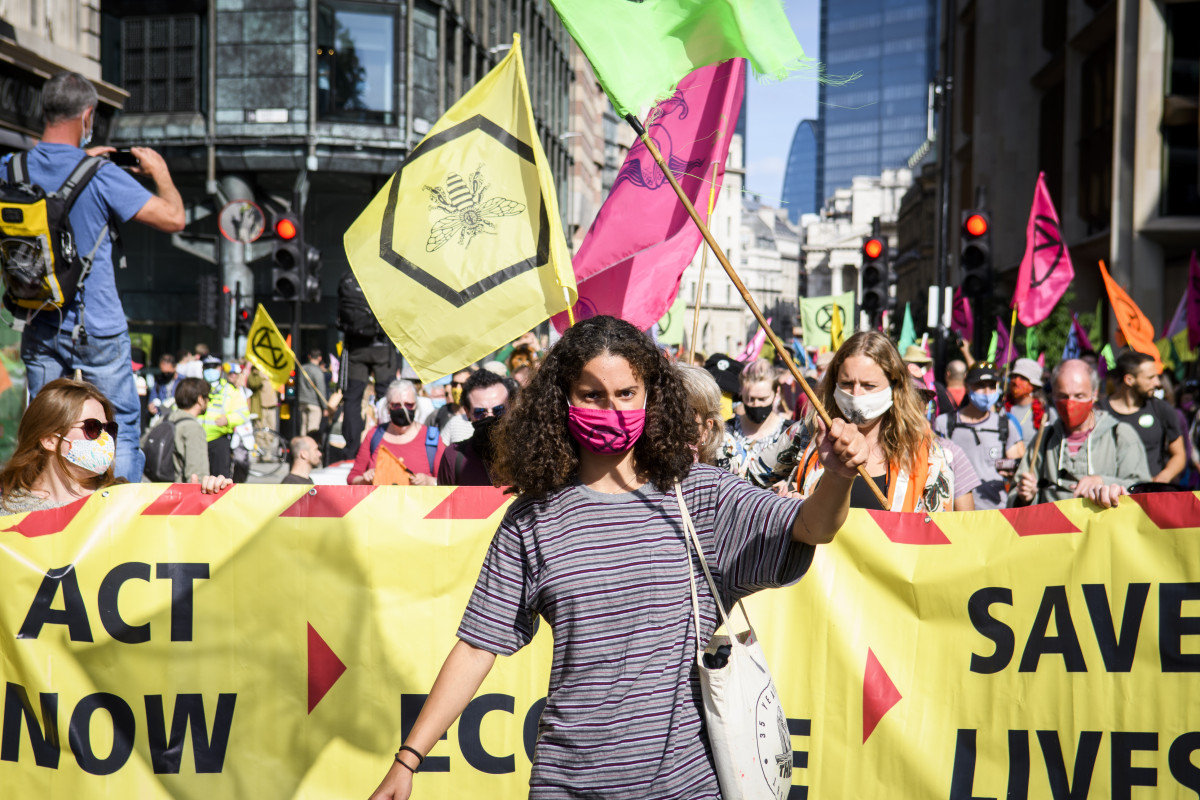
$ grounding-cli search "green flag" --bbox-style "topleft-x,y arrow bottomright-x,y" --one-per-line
1025,327 -> 1040,360
1100,343 -> 1116,369
987,331 -> 999,363
800,291 -> 854,351
1088,298 -> 1103,347
897,303 -> 916,353
548,0 -> 811,117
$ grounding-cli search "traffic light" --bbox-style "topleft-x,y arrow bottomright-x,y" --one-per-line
302,244 -> 322,303
271,213 -> 303,302
960,211 -> 992,298
235,306 -> 253,337
861,236 -> 890,321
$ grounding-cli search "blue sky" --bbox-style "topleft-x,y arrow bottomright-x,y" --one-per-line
743,0 -> 821,202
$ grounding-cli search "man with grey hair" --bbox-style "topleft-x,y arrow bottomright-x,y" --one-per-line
5,71 -> 184,481
1013,359 -> 1149,508
348,379 -> 443,486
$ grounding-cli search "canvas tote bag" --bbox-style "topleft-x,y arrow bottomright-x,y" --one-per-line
675,483 -> 792,800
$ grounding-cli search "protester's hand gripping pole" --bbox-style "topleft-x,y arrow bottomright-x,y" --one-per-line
627,115 -> 888,509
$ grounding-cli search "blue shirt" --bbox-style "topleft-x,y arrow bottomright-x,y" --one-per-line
3,143 -> 152,336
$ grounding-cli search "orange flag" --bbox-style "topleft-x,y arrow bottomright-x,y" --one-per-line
1098,260 -> 1162,370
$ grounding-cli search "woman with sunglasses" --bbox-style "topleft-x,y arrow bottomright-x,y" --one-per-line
0,378 -> 231,515
348,379 -> 446,485
368,315 -> 866,800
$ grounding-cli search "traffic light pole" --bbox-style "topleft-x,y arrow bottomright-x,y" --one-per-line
934,0 -> 957,370
627,114 -> 890,510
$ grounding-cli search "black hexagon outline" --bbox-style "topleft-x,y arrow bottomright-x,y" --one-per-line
378,115 -> 550,308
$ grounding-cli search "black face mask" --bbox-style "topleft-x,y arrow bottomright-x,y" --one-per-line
471,416 -> 500,464
743,404 -> 772,424
389,407 -> 416,427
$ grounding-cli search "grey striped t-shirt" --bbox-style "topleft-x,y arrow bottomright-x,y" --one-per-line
457,463 -> 812,798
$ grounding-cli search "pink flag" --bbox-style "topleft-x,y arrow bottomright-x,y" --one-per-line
1189,250 -> 1200,350
1166,293 -> 1187,339
552,60 -> 746,333
950,287 -> 973,342
1071,314 -> 1093,353
737,319 -> 772,362
995,317 -> 1018,365
1012,172 -> 1074,327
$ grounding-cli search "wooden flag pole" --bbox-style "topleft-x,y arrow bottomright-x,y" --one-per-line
627,115 -> 888,509
687,161 -> 720,364
1000,304 -> 1018,396
289,350 -> 335,412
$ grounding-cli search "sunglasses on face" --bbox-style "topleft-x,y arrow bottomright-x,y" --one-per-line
471,404 -> 506,420
74,418 -> 118,440
389,402 -> 417,411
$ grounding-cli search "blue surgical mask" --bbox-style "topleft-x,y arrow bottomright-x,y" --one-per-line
969,390 -> 1000,411
203,368 -> 221,384
431,398 -> 447,410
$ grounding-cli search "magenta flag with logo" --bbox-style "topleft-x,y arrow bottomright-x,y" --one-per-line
1189,250 -> 1200,350
736,318 -> 772,362
950,287 -> 973,342
552,59 -> 746,333
995,317 -> 1018,366
1012,172 -> 1074,327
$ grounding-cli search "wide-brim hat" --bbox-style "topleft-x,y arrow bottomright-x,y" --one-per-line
902,345 -> 933,365
1011,357 -> 1043,387
704,353 -> 742,395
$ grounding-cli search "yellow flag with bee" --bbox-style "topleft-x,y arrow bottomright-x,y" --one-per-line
343,34 -> 576,381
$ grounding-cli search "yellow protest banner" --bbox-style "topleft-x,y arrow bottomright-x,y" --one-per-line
244,304 -> 293,392
343,35 -> 575,383
2,486 -> 1199,798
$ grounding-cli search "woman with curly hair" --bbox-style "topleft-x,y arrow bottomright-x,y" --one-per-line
0,378 -> 230,515
789,331 -> 970,511
369,315 -> 867,800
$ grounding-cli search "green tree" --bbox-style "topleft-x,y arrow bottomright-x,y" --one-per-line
1016,291 -> 1076,368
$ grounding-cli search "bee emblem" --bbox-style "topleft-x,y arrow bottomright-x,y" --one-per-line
423,167 -> 526,252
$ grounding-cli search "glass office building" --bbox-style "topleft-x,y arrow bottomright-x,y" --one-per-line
816,0 -> 937,202
781,119 -> 819,222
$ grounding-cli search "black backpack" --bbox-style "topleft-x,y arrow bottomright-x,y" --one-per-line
142,417 -> 179,482
0,153 -> 109,317
337,271 -> 384,339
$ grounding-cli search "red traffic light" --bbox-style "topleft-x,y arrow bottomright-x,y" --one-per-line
964,214 -> 988,237
275,218 -> 298,240
863,238 -> 884,259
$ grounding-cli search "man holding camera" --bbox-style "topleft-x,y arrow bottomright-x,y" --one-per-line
934,363 -> 1025,510
10,72 -> 184,480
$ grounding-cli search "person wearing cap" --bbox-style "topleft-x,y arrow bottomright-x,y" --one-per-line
198,355 -> 249,480
1005,357 -> 1049,448
934,363 -> 1025,510
901,344 -> 955,419
703,353 -> 742,421
1013,359 -> 1149,507
1098,350 -> 1185,484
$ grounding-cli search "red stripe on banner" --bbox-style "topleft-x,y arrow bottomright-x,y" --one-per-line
424,486 -> 510,520
307,623 -> 347,714
999,503 -> 1081,536
2,495 -> 90,538
866,509 -> 951,544
862,648 -> 901,744
280,485 -> 375,518
141,483 -> 230,516
1130,491 -> 1200,531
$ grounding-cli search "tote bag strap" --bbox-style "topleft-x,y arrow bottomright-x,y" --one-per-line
676,483 -> 755,664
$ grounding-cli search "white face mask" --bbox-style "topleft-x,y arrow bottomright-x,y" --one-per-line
834,385 -> 894,425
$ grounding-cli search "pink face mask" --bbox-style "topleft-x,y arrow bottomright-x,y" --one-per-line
567,405 -> 646,454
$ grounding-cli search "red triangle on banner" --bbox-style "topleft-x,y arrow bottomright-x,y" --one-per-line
2,495 -> 89,538
863,648 -> 902,744
308,623 -> 347,713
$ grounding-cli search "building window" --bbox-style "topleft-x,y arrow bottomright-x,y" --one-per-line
317,2 -> 398,125
1077,42 -> 1115,234
412,1 -> 440,132
1163,1 -> 1200,217
121,15 -> 200,113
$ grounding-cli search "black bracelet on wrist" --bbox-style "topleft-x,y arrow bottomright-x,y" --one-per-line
394,754 -> 416,773
399,745 -> 425,765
